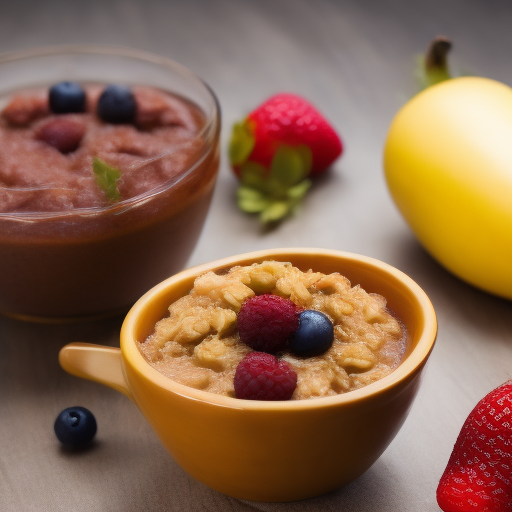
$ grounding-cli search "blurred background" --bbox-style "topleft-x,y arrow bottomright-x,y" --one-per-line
2,1 -> 512,266
3,0 -> 510,264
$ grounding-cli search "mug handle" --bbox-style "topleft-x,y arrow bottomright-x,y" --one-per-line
59,343 -> 133,400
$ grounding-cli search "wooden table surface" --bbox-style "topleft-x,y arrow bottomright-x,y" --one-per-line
1,1 -> 512,511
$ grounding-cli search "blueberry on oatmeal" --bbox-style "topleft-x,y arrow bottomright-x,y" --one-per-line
289,310 -> 334,357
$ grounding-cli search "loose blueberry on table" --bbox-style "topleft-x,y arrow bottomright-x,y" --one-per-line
54,406 -> 97,449
234,294 -> 334,400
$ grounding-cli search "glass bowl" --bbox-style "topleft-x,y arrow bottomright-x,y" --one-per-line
0,45 -> 221,321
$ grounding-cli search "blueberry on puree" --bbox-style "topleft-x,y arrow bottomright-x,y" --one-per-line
97,84 -> 136,124
49,81 -> 86,114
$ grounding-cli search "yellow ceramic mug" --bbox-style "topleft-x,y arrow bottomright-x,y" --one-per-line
59,248 -> 437,502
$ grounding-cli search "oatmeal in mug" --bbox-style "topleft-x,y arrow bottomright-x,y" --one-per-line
138,261 -> 407,400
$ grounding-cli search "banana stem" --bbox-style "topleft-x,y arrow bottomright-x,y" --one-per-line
425,36 -> 452,73
422,36 -> 452,87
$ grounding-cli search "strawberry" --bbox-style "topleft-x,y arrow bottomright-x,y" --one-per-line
229,93 -> 342,223
437,380 -> 512,512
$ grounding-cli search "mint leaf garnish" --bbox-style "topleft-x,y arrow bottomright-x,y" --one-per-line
92,157 -> 121,201
229,120 -> 256,165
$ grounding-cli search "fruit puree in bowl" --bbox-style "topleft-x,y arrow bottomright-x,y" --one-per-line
138,260 -> 408,400
0,46 -> 220,321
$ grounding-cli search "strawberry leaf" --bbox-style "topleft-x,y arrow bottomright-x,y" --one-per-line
270,145 -> 311,186
236,155 -> 314,224
229,120 -> 255,165
296,145 -> 312,174
287,179 -> 311,200
265,176 -> 288,197
260,200 -> 291,224
237,186 -> 270,213
236,143 -> 315,225
240,161 -> 267,189
92,157 -> 121,201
